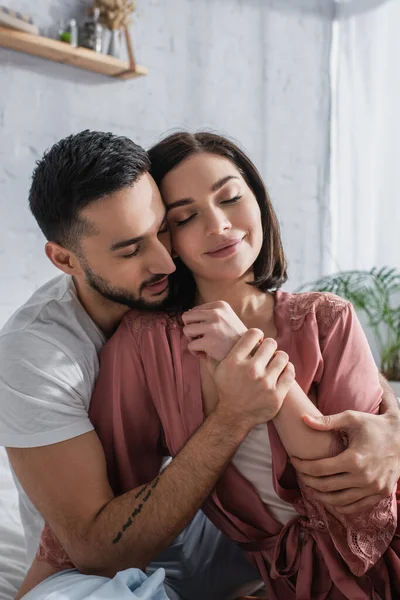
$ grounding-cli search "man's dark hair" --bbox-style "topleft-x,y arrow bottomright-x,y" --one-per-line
29,130 -> 150,250
149,131 -> 287,313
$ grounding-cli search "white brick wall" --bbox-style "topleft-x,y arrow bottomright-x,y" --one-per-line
0,0 -> 334,325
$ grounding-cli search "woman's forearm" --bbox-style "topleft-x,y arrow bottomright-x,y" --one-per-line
273,381 -> 333,459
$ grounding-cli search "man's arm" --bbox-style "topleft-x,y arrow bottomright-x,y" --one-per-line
9,416 -> 244,576
8,328 -> 293,578
291,374 -> 400,514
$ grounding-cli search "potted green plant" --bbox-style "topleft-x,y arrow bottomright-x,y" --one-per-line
300,267 -> 400,395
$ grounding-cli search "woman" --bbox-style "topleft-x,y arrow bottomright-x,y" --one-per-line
36,132 -> 400,598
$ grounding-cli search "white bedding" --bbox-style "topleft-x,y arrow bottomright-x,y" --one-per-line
0,447 -> 27,600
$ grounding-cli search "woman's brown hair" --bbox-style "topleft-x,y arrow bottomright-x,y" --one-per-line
149,131 -> 287,312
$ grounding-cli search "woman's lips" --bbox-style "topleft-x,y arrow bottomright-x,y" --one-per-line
205,239 -> 243,258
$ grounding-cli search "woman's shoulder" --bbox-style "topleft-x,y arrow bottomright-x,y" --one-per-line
123,310 -> 182,342
277,290 -> 350,335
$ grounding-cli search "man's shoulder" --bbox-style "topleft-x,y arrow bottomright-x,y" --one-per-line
0,274 -> 104,360
1,274 -> 72,335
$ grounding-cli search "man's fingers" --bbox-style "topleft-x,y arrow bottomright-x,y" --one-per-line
227,328 -> 264,362
249,339 -> 280,374
302,410 -> 361,431
298,472 -> 357,493
328,494 -> 383,516
312,487 -> 368,507
276,362 -> 296,392
291,450 -> 355,477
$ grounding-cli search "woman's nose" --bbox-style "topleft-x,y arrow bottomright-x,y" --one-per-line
205,210 -> 231,236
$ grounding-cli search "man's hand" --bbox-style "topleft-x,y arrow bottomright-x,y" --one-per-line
291,383 -> 400,514
210,328 -> 295,427
182,301 -> 247,362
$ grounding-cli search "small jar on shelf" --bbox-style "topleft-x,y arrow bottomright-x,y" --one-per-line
79,7 -> 103,52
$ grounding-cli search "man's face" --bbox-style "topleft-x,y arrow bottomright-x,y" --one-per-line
76,173 -> 176,311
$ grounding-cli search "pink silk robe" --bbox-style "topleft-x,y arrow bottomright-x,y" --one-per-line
37,291 -> 400,599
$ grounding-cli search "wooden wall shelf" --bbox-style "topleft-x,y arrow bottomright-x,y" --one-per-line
0,26 -> 147,80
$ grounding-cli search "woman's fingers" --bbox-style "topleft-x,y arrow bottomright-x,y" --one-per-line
182,310 -> 210,325
187,337 -> 207,354
182,302 -> 227,324
183,323 -> 208,339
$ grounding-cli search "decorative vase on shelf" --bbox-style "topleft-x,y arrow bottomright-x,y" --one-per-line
108,28 -> 121,58
101,27 -> 111,54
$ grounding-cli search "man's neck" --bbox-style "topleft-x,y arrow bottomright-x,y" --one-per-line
72,278 -> 129,338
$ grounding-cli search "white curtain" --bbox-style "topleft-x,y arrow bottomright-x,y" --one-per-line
328,0 -> 400,273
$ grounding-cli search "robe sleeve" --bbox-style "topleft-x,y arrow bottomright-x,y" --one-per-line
297,298 -> 397,576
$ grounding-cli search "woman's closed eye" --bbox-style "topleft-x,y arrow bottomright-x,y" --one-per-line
221,193 -> 242,205
173,194 -> 242,227
175,213 -> 196,227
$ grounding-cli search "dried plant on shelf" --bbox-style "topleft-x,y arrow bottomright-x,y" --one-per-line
94,0 -> 137,68
94,0 -> 136,30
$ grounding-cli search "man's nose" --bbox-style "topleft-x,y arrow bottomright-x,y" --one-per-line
149,240 -> 176,275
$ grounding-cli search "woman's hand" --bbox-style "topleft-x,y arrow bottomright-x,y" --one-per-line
182,301 -> 247,362
291,386 -> 400,514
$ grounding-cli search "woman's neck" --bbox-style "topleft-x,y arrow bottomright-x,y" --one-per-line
194,274 -> 275,326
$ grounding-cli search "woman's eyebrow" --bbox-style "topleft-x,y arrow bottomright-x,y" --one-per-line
167,198 -> 194,212
210,175 -> 239,192
167,175 -> 240,212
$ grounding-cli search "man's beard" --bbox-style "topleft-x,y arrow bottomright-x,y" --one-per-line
82,261 -> 168,313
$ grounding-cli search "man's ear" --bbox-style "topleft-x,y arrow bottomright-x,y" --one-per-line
45,241 -> 81,276
171,248 -> 179,259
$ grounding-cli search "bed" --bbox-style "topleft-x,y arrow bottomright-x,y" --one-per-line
0,447 -> 27,600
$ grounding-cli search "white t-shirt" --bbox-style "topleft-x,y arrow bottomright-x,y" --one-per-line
0,274 -> 106,564
233,425 -> 299,525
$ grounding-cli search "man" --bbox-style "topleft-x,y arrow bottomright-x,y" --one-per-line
1,130 -> 399,599
0,130 -> 263,600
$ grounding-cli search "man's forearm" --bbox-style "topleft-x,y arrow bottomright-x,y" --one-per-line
73,408 -> 249,577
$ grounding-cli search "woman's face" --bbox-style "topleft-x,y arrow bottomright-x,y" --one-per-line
161,152 -> 264,284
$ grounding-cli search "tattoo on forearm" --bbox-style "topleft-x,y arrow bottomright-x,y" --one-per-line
135,483 -> 148,499
112,477 -> 160,544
